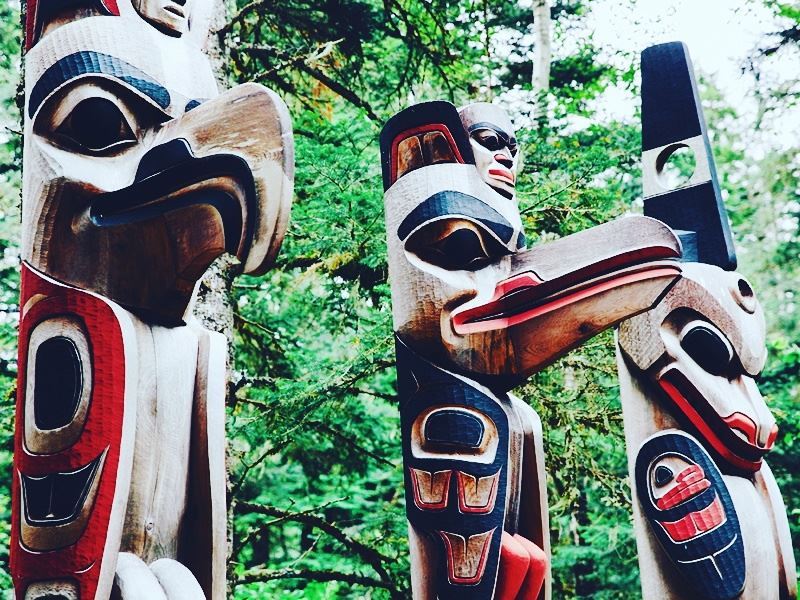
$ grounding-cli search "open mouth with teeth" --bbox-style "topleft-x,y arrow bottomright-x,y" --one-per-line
452,251 -> 681,335
90,138 -> 255,258
20,451 -> 105,529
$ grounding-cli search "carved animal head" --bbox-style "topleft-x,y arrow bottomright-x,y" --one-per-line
619,263 -> 776,472
23,17 -> 293,323
381,101 -> 682,382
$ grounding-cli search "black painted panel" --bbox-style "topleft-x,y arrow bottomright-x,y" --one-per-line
425,410 -> 485,448
641,42 -> 736,270
635,432 -> 746,599
396,337 -> 508,599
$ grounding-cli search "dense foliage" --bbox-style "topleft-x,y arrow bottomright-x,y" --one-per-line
0,1 -> 796,598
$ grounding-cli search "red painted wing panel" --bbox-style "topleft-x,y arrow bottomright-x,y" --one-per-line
11,264 -> 131,599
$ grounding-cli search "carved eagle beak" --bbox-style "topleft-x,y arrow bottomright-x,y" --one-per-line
451,216 -> 682,375
85,83 -> 293,323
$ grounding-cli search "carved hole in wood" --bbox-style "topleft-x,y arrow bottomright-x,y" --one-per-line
733,277 -> 756,314
655,143 -> 697,191
34,337 -> 83,431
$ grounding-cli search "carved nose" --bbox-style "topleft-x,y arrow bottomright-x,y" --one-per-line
494,154 -> 513,168
134,139 -> 194,183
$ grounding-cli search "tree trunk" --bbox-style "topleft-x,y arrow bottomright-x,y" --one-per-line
532,0 -> 551,123
192,3 -> 239,597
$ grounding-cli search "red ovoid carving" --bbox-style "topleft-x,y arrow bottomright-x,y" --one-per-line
11,264 -> 129,599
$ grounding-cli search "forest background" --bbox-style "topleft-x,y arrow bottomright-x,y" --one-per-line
0,0 -> 796,597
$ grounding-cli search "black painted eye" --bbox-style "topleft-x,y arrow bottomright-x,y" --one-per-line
55,97 -> 136,153
473,130 -> 502,152
679,323 -> 733,376
408,222 -> 508,271
654,465 -> 674,487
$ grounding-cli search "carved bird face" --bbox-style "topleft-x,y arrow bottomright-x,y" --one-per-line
619,263 -> 776,472
382,101 -> 682,382
23,17 -> 293,324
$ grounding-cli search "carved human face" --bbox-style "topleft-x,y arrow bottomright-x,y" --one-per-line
382,103 -> 682,381
458,103 -> 519,199
23,17 -> 293,323
619,263 -> 776,472
132,0 -> 192,35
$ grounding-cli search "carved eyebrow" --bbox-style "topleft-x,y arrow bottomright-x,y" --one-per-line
397,190 -> 517,246
28,51 -> 171,118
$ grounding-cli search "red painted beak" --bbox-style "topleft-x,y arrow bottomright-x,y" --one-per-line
450,216 -> 682,376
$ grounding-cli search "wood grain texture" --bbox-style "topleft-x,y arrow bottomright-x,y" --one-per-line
616,264 -> 796,599
640,42 -> 735,270
382,101 -> 685,599
16,3 -> 293,598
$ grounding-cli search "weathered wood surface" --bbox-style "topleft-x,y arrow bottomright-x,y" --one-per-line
617,42 -> 795,600
12,2 -> 293,598
381,100 -> 684,599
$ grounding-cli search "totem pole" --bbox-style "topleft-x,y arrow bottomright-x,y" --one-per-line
616,42 -> 797,599
380,100 -> 685,599
13,2 -> 293,599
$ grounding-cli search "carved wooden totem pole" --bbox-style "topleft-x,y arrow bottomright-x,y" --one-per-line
13,2 -> 293,599
616,42 -> 797,600
381,101 -> 687,599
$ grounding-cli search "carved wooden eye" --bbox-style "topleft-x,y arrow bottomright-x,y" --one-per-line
679,321 -> 733,376
473,130 -> 502,152
408,221 -> 508,271
55,97 -> 137,153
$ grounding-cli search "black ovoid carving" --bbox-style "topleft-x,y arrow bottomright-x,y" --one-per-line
34,336 -> 82,431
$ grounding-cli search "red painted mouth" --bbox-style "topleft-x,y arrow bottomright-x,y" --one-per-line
488,168 -> 515,184
452,263 -> 679,334
656,464 -> 710,510
658,370 -> 772,472
722,412 -> 778,450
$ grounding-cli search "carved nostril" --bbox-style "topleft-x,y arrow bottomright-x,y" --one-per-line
134,138 -> 194,182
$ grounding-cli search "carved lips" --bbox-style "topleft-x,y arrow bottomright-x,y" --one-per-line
659,369 -> 775,472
